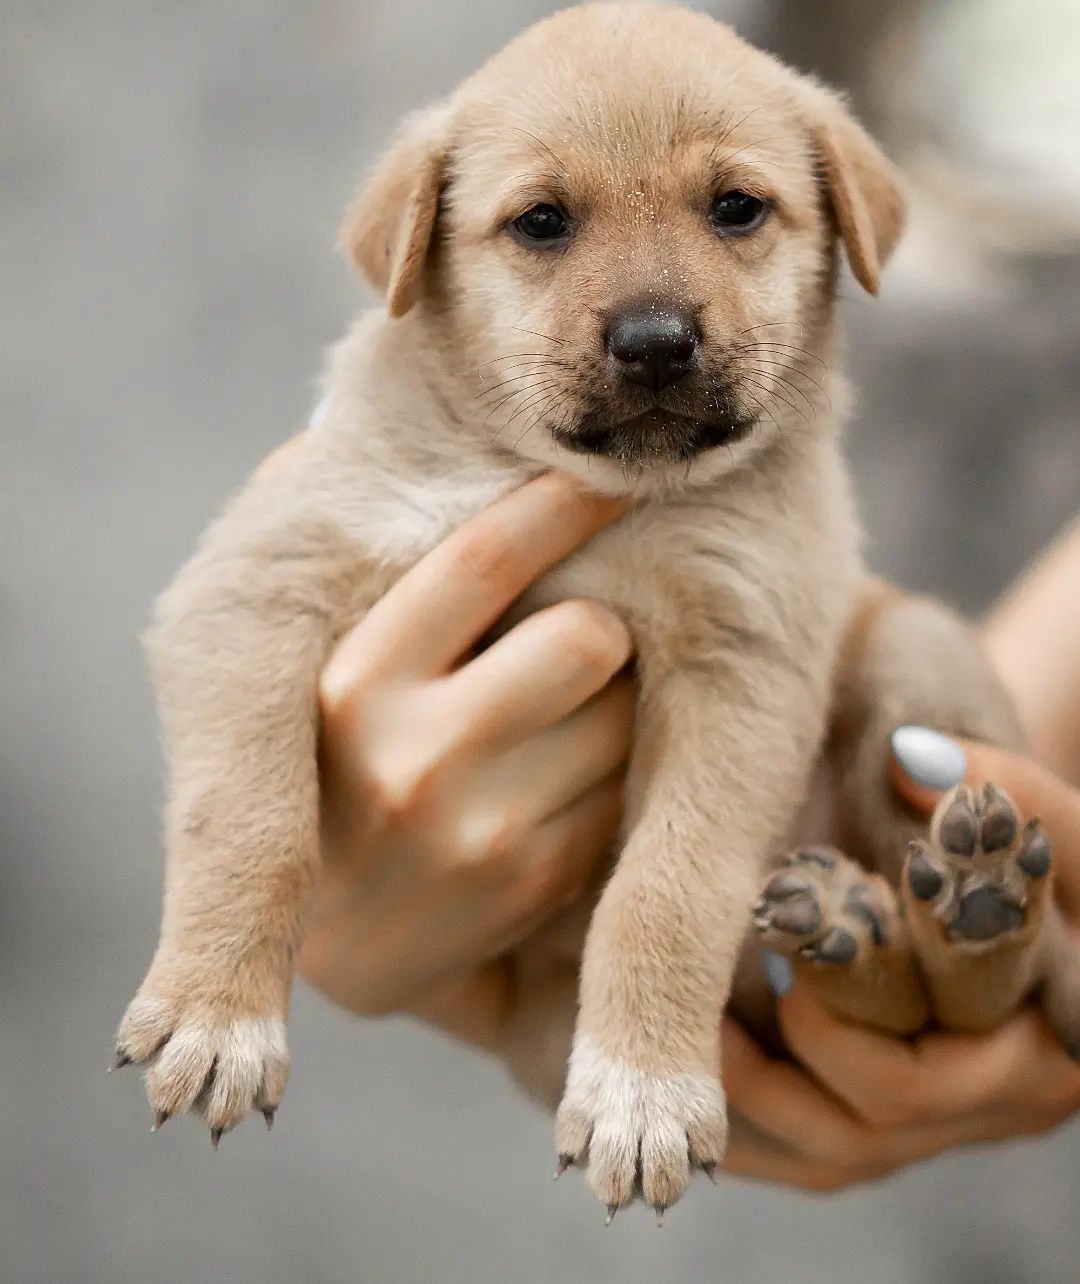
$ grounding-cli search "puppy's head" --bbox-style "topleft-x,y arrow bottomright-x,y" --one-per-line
342,2 -> 905,487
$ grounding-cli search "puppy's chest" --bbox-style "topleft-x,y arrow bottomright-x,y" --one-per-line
510,514 -> 748,657
354,474 -> 785,660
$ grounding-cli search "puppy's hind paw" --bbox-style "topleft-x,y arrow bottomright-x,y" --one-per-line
753,845 -> 894,967
904,783 -> 1049,944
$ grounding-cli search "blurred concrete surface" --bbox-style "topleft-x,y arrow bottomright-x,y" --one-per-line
2,2 -> 1079,1281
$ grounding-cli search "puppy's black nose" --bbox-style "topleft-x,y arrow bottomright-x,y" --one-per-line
606,309 -> 698,392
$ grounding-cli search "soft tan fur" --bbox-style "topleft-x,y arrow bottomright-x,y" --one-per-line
114,3 -> 1079,1213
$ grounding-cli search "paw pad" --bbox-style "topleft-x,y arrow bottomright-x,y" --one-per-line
906,783 -> 1050,944
754,846 -> 893,965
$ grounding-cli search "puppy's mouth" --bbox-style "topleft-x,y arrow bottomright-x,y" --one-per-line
551,406 -> 757,466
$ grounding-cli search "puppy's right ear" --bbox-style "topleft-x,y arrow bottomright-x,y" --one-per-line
339,106 -> 449,318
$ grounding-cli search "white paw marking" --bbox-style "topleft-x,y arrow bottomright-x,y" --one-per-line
557,1036 -> 726,1208
126,1007 -> 289,1131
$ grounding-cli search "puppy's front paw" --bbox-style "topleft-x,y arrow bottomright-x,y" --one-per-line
555,1036 -> 726,1221
115,969 -> 290,1144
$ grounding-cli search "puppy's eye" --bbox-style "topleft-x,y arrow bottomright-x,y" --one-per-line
709,190 -> 768,235
510,203 -> 571,244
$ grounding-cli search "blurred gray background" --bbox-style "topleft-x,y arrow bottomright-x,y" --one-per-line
3,1 -> 1079,1281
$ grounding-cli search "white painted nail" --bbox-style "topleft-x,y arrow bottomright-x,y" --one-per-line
890,725 -> 967,792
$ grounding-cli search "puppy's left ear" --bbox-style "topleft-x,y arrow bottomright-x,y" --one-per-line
809,89 -> 907,295
339,105 -> 449,318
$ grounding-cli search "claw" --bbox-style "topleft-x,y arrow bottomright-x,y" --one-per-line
701,1160 -> 720,1184
604,1204 -> 618,1227
150,1110 -> 170,1133
210,1127 -> 224,1150
655,1205 -> 666,1227
553,1153 -> 572,1180
262,1108 -> 276,1132
110,1049 -> 132,1072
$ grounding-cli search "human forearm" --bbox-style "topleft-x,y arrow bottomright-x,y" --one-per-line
982,515 -> 1080,783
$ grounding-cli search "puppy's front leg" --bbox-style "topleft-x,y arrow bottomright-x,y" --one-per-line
115,509 -> 359,1141
556,667 -> 821,1217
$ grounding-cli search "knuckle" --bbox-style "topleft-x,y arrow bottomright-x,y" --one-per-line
364,757 -> 435,823
453,809 -> 525,870
828,1126 -> 876,1170
318,653 -> 376,727
317,663 -> 354,725
452,522 -> 518,590
550,600 -> 630,676
800,1170 -> 857,1194
853,1070 -> 919,1128
857,1098 -> 907,1129
512,855 -> 568,915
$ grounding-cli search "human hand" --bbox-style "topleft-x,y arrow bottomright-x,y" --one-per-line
719,731 -> 1080,1190
296,469 -> 634,1039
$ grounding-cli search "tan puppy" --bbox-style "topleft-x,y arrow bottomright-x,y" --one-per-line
114,2 -> 1080,1218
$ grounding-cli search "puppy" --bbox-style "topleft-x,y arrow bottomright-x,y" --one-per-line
114,2 -> 1080,1218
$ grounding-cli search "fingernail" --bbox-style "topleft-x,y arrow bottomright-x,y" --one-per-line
761,949 -> 793,998
890,725 -> 967,791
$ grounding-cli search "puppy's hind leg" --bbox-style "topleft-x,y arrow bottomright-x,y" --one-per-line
832,583 -> 1080,1052
754,845 -> 929,1035
902,783 -> 1080,1052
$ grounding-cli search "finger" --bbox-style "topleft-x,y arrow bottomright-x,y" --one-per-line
322,474 -> 625,695
721,1018 -> 879,1170
722,1136 -> 886,1193
495,678 -> 635,820
890,731 -> 1080,917
504,776 -> 624,928
777,987 -> 1075,1124
444,601 -> 632,749
726,1012 -> 1080,1173
444,603 -> 636,749
406,959 -> 515,1053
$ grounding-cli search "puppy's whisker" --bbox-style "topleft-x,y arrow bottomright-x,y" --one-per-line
482,380 -> 559,434
739,365 -> 819,421
514,326 -> 567,347
512,395 -> 563,450
475,356 -> 564,389
759,370 -> 820,420
477,352 -> 554,365
736,321 -> 808,337
502,382 -> 567,433
731,341 -> 826,371
732,355 -> 829,393
488,381 -> 564,435
479,379 -> 561,421
740,375 -> 807,432
731,355 -> 827,387
475,366 -> 565,399
739,388 -> 773,431
740,373 -> 803,423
